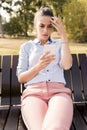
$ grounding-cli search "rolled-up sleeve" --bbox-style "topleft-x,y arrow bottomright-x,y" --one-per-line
16,43 -> 31,76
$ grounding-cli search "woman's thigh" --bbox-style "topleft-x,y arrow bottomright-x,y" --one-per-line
21,96 -> 48,130
42,93 -> 73,130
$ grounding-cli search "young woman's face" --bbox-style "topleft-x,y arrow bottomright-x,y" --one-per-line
35,16 -> 53,42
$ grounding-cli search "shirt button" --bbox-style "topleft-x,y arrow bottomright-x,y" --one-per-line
48,79 -> 50,82
47,70 -> 49,72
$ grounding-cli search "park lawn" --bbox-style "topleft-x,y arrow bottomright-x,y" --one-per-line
0,38 -> 28,55
69,43 -> 87,54
0,38 -> 87,55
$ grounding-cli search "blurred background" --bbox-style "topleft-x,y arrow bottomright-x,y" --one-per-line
0,0 -> 87,55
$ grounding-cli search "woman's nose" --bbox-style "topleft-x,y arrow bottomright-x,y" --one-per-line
43,27 -> 48,32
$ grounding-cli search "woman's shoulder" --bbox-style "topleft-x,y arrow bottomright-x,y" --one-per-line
21,40 -> 33,48
19,40 -> 34,54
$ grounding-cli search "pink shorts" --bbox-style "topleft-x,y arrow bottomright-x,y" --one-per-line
21,82 -> 71,103
21,82 -> 73,130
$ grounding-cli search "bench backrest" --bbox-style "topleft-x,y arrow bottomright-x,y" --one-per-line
0,54 -> 87,106
65,54 -> 87,102
0,55 -> 20,106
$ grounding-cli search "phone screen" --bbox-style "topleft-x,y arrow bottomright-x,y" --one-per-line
44,45 -> 56,55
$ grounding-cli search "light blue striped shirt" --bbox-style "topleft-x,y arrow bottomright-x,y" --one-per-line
17,38 -> 66,87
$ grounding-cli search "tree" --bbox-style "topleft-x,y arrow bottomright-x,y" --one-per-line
34,0 -> 71,16
13,0 -> 36,37
3,17 -> 23,37
10,0 -> 71,37
0,15 -> 3,37
0,1 -> 4,37
2,0 -> 87,42
62,0 -> 87,42
0,0 -> 12,37
45,0 -> 71,16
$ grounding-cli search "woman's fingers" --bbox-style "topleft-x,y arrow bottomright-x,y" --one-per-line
51,16 -> 61,26
50,16 -> 66,37
40,51 -> 55,60
39,52 -> 56,68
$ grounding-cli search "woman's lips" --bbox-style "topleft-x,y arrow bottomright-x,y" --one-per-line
42,34 -> 48,36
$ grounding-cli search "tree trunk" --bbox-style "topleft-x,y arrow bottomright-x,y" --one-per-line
0,15 -> 4,38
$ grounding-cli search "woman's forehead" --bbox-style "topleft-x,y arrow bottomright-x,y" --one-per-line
37,16 -> 51,24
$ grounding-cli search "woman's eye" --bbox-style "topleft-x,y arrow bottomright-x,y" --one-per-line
39,24 -> 53,28
48,25 -> 53,28
40,25 -> 44,28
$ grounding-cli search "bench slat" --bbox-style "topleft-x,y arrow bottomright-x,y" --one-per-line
18,115 -> 27,130
0,55 -> 1,96
77,104 -> 87,123
70,123 -> 75,130
0,107 -> 9,130
64,69 -> 75,100
0,55 -> 1,70
4,107 -> 20,130
78,54 -> 87,100
71,54 -> 83,102
64,69 -> 72,90
11,55 -> 21,105
1,56 -> 11,105
73,105 -> 87,130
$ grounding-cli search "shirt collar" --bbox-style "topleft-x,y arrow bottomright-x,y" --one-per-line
33,37 -> 52,45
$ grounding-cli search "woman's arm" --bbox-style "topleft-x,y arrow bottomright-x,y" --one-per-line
51,17 -> 72,70
18,64 -> 41,83
60,41 -> 72,70
18,52 -> 56,83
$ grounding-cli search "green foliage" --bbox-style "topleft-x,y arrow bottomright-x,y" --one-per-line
1,0 -> 72,37
3,17 -> 23,36
45,0 -> 71,16
13,0 -> 36,37
1,0 -> 11,3
1,0 -> 87,42
62,0 -> 87,42
12,0 -> 71,36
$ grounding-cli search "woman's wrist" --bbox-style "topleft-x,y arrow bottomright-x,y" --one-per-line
35,63 -> 42,72
61,34 -> 68,43
61,40 -> 68,44
61,36 -> 68,44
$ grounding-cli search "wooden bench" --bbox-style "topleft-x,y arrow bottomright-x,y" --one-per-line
0,54 -> 87,130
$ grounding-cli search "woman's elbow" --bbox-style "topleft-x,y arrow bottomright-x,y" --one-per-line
63,64 -> 72,70
17,75 -> 25,83
61,59 -> 73,70
62,57 -> 73,70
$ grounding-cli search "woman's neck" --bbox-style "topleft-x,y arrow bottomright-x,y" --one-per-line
38,38 -> 48,45
41,40 -> 47,45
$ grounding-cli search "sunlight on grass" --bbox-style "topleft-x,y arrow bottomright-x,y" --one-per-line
0,38 -> 87,55
0,48 -> 19,55
0,45 -> 87,55
70,47 -> 87,54
69,43 -> 87,54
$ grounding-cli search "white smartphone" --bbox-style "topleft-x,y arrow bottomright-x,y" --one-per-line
43,45 -> 56,55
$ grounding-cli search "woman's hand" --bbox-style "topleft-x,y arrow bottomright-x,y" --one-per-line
36,52 -> 56,70
50,16 -> 67,41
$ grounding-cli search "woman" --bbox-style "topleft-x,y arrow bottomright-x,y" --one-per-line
17,7 -> 73,130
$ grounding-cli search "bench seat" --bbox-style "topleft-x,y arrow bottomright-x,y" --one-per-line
0,54 -> 87,130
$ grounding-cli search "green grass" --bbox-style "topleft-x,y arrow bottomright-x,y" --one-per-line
0,38 -> 28,55
0,38 -> 87,55
69,43 -> 87,54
